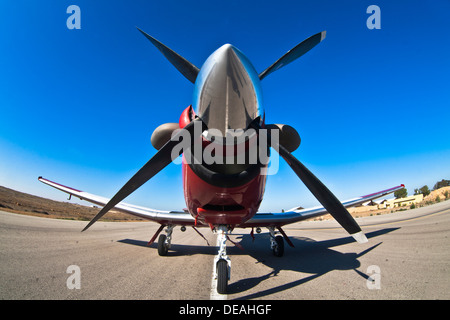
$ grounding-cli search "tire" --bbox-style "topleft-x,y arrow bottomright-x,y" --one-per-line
157,234 -> 168,256
216,259 -> 228,294
272,235 -> 284,257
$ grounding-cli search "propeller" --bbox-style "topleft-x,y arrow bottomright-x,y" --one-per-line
136,28 -> 325,83
136,27 -> 200,84
259,31 -> 326,80
251,121 -> 368,243
82,118 -> 206,231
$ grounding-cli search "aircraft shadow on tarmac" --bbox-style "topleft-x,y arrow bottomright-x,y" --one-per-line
118,228 -> 399,298
228,227 -> 399,298
117,238 -> 217,256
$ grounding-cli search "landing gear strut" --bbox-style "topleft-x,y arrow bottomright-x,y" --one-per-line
268,227 -> 284,257
157,225 -> 174,256
213,225 -> 231,294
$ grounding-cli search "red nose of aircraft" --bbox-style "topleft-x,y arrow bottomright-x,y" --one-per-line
193,44 -> 264,135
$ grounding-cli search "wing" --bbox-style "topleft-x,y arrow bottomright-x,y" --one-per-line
38,177 -> 196,226
242,184 -> 405,228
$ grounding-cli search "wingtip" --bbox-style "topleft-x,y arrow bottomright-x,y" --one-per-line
321,30 -> 327,41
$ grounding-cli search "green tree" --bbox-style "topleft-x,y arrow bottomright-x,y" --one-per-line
394,188 -> 407,199
419,185 -> 430,197
433,179 -> 450,190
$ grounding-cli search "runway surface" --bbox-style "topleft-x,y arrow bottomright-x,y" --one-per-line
1,200 -> 449,300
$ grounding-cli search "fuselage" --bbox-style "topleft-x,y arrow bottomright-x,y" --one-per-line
179,44 -> 267,227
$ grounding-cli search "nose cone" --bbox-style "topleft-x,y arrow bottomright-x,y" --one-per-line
193,44 -> 263,134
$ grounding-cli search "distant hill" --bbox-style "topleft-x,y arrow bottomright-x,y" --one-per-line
0,185 -> 144,222
424,186 -> 450,203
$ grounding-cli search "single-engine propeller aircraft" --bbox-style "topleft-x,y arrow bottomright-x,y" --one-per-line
39,28 -> 404,294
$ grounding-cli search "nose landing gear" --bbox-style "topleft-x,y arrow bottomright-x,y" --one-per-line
213,225 -> 231,294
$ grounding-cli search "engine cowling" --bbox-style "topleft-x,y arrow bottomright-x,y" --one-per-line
151,121 -> 300,153
150,123 -> 180,150
265,124 -> 300,153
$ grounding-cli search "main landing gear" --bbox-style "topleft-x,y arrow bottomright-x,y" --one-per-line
157,225 -> 174,256
268,226 -> 285,257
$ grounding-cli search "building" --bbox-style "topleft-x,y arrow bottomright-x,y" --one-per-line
379,194 -> 424,209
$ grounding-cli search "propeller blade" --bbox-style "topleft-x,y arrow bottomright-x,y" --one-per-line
279,149 -> 367,242
136,27 -> 200,84
259,31 -> 326,80
82,118 -> 205,231
252,122 -> 367,243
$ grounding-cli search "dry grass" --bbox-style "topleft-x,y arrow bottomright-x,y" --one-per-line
0,186 -> 144,222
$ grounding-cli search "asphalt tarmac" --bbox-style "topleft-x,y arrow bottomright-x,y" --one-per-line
1,200 -> 449,300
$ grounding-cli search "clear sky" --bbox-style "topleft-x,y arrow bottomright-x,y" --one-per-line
1,0 -> 449,212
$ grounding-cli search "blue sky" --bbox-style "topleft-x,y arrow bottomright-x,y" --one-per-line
1,0 -> 449,212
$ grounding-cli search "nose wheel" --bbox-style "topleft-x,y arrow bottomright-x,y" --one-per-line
216,258 -> 229,295
213,225 -> 231,294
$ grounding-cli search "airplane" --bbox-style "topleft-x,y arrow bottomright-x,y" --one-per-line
39,27 -> 405,295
